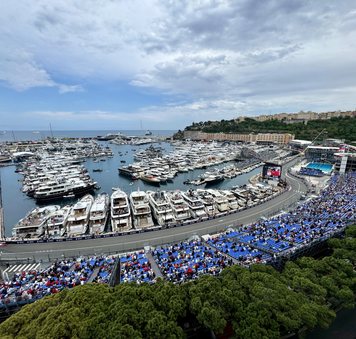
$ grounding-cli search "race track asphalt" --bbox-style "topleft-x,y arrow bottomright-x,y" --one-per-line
0,158 -> 308,263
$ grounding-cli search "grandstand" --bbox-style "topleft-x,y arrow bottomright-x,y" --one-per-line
120,251 -> 155,283
1,172 -> 355,311
299,162 -> 333,177
152,240 -> 232,283
306,162 -> 333,174
299,167 -> 324,177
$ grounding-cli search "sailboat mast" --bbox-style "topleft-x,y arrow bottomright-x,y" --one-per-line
49,123 -> 54,138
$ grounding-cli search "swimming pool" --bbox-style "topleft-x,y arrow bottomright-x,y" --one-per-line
306,162 -> 333,174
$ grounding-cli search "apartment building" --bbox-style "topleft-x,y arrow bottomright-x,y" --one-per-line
183,131 -> 294,144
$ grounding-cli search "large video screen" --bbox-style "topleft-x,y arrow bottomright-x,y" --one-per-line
262,163 -> 282,179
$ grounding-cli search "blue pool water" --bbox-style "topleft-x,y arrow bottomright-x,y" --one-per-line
306,162 -> 333,174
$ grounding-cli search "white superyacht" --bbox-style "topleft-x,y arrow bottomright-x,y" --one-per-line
148,191 -> 175,226
196,189 -> 219,216
89,193 -> 109,234
12,205 -> 60,239
181,189 -> 207,219
111,189 -> 132,232
44,205 -> 71,238
66,194 -> 94,236
167,191 -> 191,222
129,190 -> 154,229
207,189 -> 230,212
220,190 -> 240,211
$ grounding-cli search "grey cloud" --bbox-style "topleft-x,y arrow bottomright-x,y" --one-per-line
1,0 -> 356,125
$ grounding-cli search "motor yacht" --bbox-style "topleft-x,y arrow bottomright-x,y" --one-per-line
44,205 -> 71,238
206,189 -> 230,212
148,191 -> 175,226
181,189 -> 207,219
196,189 -> 219,216
89,193 -> 109,234
67,194 -> 94,236
12,205 -> 60,239
111,188 -> 132,232
219,190 -> 240,211
129,190 -> 154,229
167,191 -> 191,221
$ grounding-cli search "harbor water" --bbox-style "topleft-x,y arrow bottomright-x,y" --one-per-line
0,130 -> 261,237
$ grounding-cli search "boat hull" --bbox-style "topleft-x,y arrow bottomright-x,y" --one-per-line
34,184 -> 96,202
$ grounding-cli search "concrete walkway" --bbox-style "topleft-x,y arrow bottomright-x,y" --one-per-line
88,266 -> 101,282
146,251 -> 163,279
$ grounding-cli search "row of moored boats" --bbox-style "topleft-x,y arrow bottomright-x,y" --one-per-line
20,157 -> 98,202
12,184 -> 283,239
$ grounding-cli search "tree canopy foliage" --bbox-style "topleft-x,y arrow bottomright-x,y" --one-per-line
183,116 -> 356,142
0,225 -> 355,339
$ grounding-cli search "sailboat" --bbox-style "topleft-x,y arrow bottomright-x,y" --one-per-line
140,120 -> 152,136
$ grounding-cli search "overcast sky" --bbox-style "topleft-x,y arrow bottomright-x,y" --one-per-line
1,0 -> 356,130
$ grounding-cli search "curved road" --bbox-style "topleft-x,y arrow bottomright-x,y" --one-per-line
0,158 -> 308,262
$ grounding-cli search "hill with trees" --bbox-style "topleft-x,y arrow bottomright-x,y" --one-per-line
180,116 -> 356,142
0,225 -> 355,339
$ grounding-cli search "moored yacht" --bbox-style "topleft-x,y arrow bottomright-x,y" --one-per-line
111,189 -> 132,232
207,189 -> 230,212
89,193 -> 109,234
33,178 -> 97,202
181,189 -> 207,219
129,190 -> 154,229
140,173 -> 160,186
167,191 -> 191,221
12,205 -> 60,239
67,194 -> 94,236
204,174 -> 224,187
148,191 -> 175,226
196,189 -> 219,216
231,187 -> 249,207
220,190 -> 240,211
44,205 -> 71,238
118,164 -> 144,179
